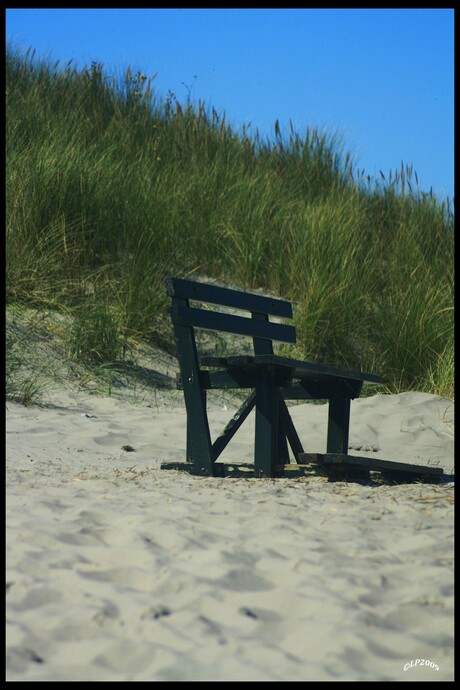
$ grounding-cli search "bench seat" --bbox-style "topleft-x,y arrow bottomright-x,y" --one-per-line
200,354 -> 383,384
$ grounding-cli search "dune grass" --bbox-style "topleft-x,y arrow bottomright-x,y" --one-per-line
6,46 -> 454,402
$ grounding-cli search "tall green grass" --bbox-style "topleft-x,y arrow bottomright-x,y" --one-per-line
6,46 -> 454,399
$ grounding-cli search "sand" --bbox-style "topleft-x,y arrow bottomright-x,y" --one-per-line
6,383 -> 454,681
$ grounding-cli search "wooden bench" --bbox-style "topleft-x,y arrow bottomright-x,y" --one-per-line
161,277 -> 444,482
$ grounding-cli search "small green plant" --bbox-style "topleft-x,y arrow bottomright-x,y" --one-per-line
6,361 -> 48,406
6,309 -> 57,405
6,340 -> 46,405
68,301 -> 121,364
426,338 -> 455,401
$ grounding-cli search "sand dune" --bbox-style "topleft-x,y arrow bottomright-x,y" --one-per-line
6,386 -> 454,681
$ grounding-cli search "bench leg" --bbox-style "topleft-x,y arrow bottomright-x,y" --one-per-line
184,387 -> 215,476
327,397 -> 350,454
254,376 -> 278,477
173,315 -> 215,475
276,394 -> 291,464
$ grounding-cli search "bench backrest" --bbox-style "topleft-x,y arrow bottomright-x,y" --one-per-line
165,277 -> 296,357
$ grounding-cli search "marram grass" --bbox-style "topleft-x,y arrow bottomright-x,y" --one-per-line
6,46 -> 454,401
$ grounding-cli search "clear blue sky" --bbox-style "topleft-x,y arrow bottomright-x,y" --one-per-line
6,8 -> 454,201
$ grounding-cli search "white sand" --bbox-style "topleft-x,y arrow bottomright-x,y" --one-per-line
6,386 -> 454,681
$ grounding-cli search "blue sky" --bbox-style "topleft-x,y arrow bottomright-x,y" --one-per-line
6,8 -> 454,201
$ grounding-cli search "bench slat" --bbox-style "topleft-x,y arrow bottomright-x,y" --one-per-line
171,305 -> 296,343
200,354 -> 383,383
257,354 -> 384,383
166,277 -> 293,318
